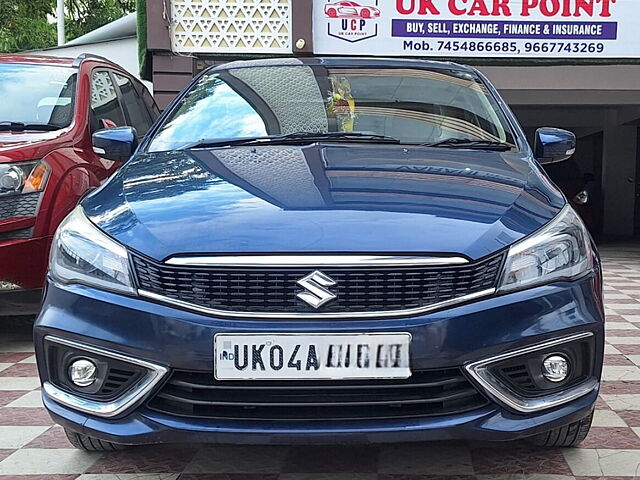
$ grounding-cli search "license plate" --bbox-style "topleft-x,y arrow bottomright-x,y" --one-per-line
214,333 -> 411,380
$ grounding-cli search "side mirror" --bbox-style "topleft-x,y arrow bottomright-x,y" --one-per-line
534,127 -> 576,164
92,126 -> 138,163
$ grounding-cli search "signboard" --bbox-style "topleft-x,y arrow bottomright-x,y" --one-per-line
313,0 -> 640,58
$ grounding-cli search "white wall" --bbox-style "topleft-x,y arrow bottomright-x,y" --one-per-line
30,37 -> 153,92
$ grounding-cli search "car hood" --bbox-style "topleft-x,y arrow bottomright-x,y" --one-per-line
0,130 -> 69,161
83,144 -> 565,262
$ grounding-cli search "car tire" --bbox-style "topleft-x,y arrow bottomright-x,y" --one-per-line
361,8 -> 371,18
327,8 -> 337,17
528,410 -> 594,447
64,428 -> 128,451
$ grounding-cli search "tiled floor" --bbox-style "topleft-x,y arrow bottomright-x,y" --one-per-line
1,244 -> 639,479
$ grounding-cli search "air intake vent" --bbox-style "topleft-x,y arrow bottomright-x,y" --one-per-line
0,193 -> 40,221
0,228 -> 33,242
499,364 -> 536,391
98,367 -> 143,397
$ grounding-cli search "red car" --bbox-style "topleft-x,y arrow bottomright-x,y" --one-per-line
0,54 -> 158,315
324,1 -> 381,18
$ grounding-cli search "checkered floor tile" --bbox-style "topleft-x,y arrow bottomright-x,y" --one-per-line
1,243 -> 639,478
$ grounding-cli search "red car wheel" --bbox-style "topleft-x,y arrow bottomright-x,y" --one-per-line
327,8 -> 337,17
361,8 -> 371,18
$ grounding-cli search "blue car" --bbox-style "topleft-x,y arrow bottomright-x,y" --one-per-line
34,57 -> 604,451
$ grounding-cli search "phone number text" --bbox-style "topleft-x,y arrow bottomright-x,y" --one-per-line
402,40 -> 607,55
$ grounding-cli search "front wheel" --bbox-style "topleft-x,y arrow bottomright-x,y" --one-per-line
361,8 -> 371,18
65,428 -> 128,451
528,410 -> 593,447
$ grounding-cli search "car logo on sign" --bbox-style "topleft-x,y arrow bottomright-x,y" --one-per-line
324,1 -> 380,43
296,271 -> 337,309
324,1 -> 381,19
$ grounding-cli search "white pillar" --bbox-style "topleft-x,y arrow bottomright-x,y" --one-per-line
57,0 -> 65,46
602,126 -> 637,236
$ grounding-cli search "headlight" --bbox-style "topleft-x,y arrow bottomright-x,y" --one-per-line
49,207 -> 135,295
0,161 -> 50,195
498,205 -> 593,293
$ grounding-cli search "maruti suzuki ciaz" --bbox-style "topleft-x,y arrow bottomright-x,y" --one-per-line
34,58 -> 604,451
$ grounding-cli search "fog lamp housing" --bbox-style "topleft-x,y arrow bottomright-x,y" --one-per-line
542,354 -> 570,383
44,338 -> 148,400
68,358 -> 98,387
42,336 -> 169,418
465,332 -> 598,413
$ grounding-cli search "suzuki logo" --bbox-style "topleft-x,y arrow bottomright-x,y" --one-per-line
296,271 -> 337,309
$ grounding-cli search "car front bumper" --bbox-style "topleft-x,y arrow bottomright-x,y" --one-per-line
34,273 -> 604,445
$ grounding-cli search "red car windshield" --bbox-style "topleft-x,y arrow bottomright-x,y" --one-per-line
0,63 -> 77,130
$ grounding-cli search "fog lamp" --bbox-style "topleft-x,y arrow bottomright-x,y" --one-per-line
542,354 -> 569,383
68,358 -> 97,387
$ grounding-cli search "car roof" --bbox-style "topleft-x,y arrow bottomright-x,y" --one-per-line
0,53 -> 121,69
214,56 -> 474,73
0,54 -> 77,67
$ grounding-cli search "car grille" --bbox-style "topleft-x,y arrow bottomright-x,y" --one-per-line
147,369 -> 489,421
132,253 -> 504,316
0,193 -> 40,221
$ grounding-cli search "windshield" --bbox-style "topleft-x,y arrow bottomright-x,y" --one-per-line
147,64 -> 516,152
0,63 -> 77,129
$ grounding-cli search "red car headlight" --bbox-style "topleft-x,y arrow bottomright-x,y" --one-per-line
0,160 -> 50,196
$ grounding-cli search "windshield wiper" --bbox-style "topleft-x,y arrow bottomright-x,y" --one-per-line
181,132 -> 401,150
420,138 -> 514,151
0,121 -> 61,132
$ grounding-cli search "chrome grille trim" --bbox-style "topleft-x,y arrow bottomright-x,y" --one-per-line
165,255 -> 470,268
138,287 -> 497,319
